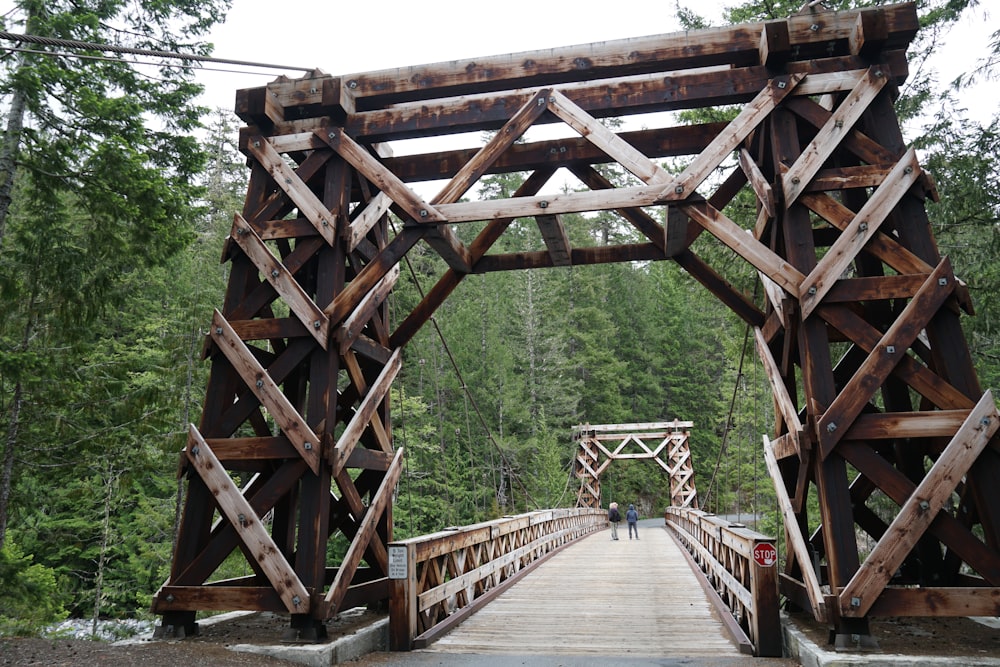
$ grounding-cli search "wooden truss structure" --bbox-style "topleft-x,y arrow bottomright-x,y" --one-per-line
153,0 -> 1000,642
574,421 -> 698,509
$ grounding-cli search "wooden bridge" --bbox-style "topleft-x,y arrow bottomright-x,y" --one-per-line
417,520 -> 745,658
153,0 -> 1000,654
388,507 -> 781,656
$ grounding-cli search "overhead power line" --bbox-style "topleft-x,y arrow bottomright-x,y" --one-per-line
0,31 -> 315,73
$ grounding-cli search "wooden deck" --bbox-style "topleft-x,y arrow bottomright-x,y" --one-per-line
421,521 -> 741,658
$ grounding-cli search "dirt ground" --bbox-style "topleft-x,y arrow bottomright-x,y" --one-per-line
2,609 -> 999,665
786,610 -> 1000,658
0,609 -> 383,666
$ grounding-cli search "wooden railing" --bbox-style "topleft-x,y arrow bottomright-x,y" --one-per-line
665,507 -> 782,657
388,508 -> 605,650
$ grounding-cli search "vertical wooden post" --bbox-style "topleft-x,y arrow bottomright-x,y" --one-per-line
388,541 -> 417,651
749,538 -> 782,657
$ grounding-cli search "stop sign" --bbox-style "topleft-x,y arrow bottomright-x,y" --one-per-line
753,543 -> 777,567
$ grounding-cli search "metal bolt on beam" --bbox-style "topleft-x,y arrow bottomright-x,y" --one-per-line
827,422 -> 837,433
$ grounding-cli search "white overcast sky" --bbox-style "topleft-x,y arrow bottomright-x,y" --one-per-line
193,0 -> 998,132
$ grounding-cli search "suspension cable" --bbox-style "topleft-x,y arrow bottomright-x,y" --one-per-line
0,30 -> 314,72
389,221 -> 539,510
702,320 -> 751,512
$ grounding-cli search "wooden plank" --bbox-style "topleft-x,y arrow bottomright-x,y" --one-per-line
209,311 -> 321,474
423,527 -> 742,657
185,427 -> 310,614
660,74 -> 803,201
244,136 -> 337,245
389,123 -> 727,185
823,274 -> 926,302
799,147 -> 922,319
155,586 -> 286,613
535,214 -> 572,266
315,4 -> 916,106
839,391 -> 1000,616
546,89 -> 670,185
763,435 -> 826,622
782,66 -> 888,205
817,258 -> 956,458
230,214 -> 329,349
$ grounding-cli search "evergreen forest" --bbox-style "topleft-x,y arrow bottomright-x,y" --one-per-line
0,0 -> 997,635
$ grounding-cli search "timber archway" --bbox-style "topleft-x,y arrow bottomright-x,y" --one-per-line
153,2 -> 1000,644
573,421 -> 698,510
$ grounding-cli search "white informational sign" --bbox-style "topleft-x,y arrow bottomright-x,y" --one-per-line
388,545 -> 408,579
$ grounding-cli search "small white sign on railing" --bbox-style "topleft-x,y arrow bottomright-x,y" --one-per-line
388,545 -> 407,579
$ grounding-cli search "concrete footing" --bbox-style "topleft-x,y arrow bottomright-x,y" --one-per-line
225,616 -> 388,667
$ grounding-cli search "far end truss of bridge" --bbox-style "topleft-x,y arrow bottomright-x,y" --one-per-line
573,420 -> 698,510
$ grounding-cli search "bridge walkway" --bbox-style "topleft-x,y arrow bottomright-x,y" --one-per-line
420,519 -> 741,658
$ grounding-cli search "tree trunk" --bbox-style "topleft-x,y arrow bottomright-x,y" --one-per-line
0,83 -> 26,252
91,468 -> 118,637
0,380 -> 23,550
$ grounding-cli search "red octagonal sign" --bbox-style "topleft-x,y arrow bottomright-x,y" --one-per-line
753,543 -> 777,567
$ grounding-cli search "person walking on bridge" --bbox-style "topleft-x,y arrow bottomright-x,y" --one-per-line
608,502 -> 621,540
626,503 -> 639,540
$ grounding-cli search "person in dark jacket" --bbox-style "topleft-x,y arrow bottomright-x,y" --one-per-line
626,503 -> 639,539
608,502 -> 621,540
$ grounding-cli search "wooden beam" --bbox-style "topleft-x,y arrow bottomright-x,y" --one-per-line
546,89 -> 670,185
817,258 -> 956,458
536,214 -> 572,266
209,311 -> 321,474
337,265 -> 400,354
680,200 -> 805,298
839,391 -> 1000,616
331,348 -> 402,476
660,74 -> 803,201
324,448 -> 405,617
782,66 -> 889,206
432,89 -> 552,205
185,428 -> 310,614
763,435 -> 826,621
230,214 -> 329,349
799,147 -> 922,319
244,136 -> 337,245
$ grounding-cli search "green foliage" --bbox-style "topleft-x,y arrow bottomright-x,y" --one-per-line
0,541 -> 68,636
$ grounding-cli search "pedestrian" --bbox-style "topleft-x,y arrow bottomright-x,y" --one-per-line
626,503 -> 639,540
608,502 -> 621,540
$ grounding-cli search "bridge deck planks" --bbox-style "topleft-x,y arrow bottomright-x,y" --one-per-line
421,522 -> 741,657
